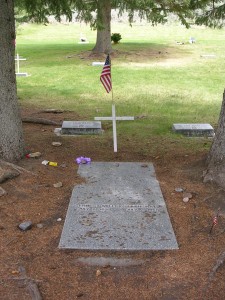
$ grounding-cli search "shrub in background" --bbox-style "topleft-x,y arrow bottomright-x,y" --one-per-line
111,33 -> 122,44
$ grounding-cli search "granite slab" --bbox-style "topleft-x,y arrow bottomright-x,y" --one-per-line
172,123 -> 214,137
59,162 -> 178,251
61,121 -> 102,135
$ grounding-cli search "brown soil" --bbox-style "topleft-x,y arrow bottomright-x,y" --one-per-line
1,107 -> 225,300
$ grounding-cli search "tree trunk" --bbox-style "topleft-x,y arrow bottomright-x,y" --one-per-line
92,0 -> 112,54
0,0 -> 24,161
203,90 -> 225,188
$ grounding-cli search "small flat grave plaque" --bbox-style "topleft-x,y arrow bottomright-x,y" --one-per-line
59,162 -> 178,251
200,54 -> 216,59
92,62 -> 105,66
172,123 -> 214,137
61,121 -> 102,135
16,73 -> 28,77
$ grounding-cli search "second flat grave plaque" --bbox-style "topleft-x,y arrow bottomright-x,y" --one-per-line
61,121 -> 102,135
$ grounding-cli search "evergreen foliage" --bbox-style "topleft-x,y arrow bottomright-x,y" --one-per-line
190,1 -> 225,28
15,0 -> 225,29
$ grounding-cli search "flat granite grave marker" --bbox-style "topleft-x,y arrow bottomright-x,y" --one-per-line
61,121 -> 102,135
59,162 -> 178,251
172,123 -> 214,137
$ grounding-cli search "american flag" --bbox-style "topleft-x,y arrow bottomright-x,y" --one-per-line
212,216 -> 218,226
100,54 -> 112,93
210,209 -> 220,233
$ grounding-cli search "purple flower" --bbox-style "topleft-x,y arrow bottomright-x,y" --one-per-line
75,156 -> 91,164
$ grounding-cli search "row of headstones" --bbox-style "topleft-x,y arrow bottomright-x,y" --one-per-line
15,49 -> 216,78
59,121 -> 214,137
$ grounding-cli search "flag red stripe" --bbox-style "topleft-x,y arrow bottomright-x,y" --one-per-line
101,75 -> 111,89
213,216 -> 218,226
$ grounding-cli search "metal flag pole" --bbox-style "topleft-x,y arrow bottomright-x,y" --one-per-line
110,54 -> 117,152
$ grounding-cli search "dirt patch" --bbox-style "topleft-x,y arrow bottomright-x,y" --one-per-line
69,46 -> 188,64
1,107 -> 225,300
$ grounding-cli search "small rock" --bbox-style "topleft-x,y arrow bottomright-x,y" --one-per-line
54,128 -> 61,136
60,163 -> 67,168
183,197 -> 189,203
53,182 -> 63,188
183,192 -> 192,199
44,184 -> 51,188
175,187 -> 184,193
52,142 -> 62,147
76,292 -> 84,298
36,223 -> 44,229
18,221 -> 32,231
0,187 -> 7,197
57,218 -> 62,222
96,269 -> 101,276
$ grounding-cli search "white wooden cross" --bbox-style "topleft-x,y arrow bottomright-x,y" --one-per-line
15,53 -> 28,77
95,104 -> 134,152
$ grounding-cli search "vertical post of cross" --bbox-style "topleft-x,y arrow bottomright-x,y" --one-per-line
110,57 -> 117,153
112,103 -> 117,152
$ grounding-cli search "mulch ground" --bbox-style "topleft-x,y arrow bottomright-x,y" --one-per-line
1,107 -> 225,300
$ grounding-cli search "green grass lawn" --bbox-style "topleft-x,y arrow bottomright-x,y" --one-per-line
16,21 -> 225,151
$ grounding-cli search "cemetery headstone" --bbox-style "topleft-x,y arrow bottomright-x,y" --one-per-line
59,162 -> 179,251
172,123 -> 214,137
61,121 -> 102,135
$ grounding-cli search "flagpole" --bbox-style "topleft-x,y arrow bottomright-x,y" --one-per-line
110,54 -> 117,152
110,53 -> 114,104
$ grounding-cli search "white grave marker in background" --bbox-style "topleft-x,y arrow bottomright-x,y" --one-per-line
92,62 -> 105,66
15,53 -> 29,77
